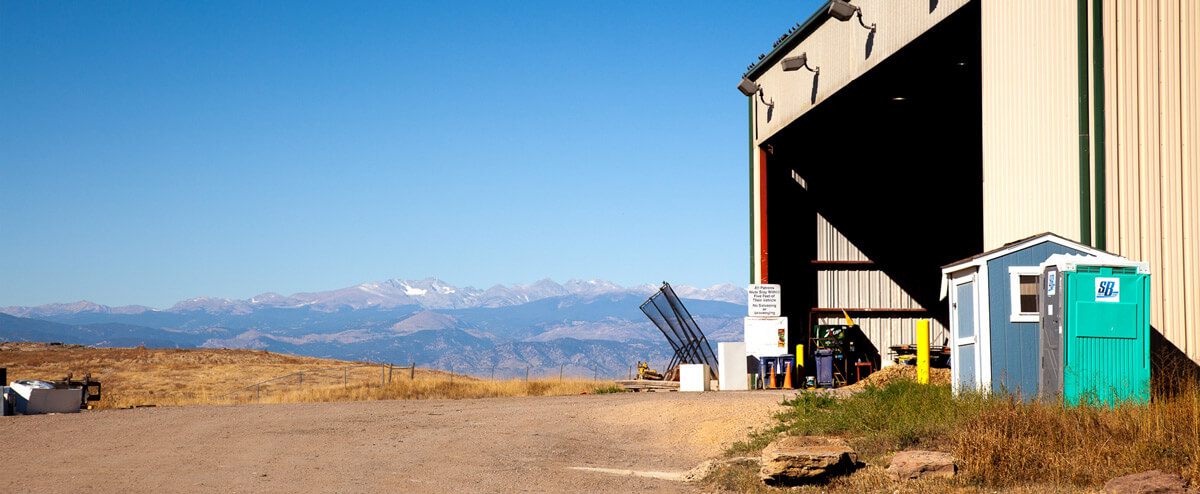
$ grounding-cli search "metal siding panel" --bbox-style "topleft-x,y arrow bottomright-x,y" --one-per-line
753,0 -> 972,145
1159,0 -> 1185,357
1183,0 -> 1200,364
1115,0 -> 1142,263
1136,0 -> 1165,340
1104,0 -> 1122,256
1103,1 -> 1198,364
982,1 -> 1082,249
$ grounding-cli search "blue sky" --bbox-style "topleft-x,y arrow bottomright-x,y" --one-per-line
1,1 -> 823,308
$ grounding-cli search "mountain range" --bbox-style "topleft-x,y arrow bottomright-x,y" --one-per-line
0,278 -> 749,379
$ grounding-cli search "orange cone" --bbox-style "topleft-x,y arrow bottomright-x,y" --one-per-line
783,366 -> 792,389
766,363 -> 775,389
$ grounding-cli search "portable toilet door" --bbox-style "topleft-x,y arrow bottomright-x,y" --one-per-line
1038,263 -> 1065,401
1039,255 -> 1151,405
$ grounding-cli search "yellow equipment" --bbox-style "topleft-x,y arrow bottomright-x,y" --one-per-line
637,361 -> 663,380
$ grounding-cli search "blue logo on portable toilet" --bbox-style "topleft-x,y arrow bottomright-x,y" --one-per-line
1047,271 -> 1057,295
1095,277 -> 1120,302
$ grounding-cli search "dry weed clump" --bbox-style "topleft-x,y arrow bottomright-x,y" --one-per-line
955,360 -> 1200,488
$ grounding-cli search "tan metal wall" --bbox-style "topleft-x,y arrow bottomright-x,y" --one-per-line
981,0 -> 1083,249
752,0 -> 971,146
816,213 -> 948,361
1102,0 -> 1200,361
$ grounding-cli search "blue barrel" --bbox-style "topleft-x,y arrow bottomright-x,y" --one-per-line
816,349 -> 834,388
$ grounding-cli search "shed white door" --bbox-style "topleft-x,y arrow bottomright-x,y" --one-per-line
950,275 -> 980,392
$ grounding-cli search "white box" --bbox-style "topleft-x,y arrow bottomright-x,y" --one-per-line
9,381 -> 82,414
718,342 -> 748,391
744,317 -> 789,358
679,364 -> 711,392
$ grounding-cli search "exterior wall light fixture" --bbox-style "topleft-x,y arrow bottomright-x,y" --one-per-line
828,0 -> 876,32
781,52 -> 818,74
738,77 -> 774,108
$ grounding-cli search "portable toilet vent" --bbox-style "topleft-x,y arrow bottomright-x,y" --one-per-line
1038,254 -> 1150,406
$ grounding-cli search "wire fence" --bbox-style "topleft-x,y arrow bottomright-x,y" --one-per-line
213,362 -> 415,404
212,361 -> 636,404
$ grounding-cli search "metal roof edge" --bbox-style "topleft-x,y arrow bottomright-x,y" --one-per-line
744,1 -> 833,80
939,232 -> 1114,273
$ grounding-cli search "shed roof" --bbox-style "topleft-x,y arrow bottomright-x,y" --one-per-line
940,232 -> 1110,274
938,232 -> 1113,300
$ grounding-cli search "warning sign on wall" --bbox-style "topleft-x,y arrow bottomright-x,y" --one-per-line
747,284 -> 781,317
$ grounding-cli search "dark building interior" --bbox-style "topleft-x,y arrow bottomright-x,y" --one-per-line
760,2 -> 984,358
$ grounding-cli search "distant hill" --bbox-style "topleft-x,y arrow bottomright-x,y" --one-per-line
0,279 -> 748,378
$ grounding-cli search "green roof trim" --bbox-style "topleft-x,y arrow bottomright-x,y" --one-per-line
744,1 -> 833,80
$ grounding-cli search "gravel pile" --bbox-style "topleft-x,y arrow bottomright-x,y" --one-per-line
844,364 -> 951,390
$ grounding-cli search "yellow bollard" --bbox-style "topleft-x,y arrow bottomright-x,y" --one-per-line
796,343 -> 804,377
917,319 -> 930,384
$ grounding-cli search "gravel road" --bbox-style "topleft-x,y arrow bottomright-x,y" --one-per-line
1,390 -> 797,492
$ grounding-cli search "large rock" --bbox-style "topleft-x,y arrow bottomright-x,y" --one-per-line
759,436 -> 858,484
1101,470 -> 1189,494
887,450 -> 956,480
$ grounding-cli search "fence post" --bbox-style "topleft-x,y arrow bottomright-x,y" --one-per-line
256,383 -> 260,403
381,364 -> 385,387
411,362 -> 415,380
525,366 -> 529,382
388,364 -> 393,384
299,372 -> 303,391
559,364 -> 564,381
344,368 -> 348,389
490,364 -> 495,381
450,362 -> 453,385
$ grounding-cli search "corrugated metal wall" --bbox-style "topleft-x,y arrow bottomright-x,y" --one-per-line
816,214 -> 947,361
1102,0 -> 1200,361
752,0 -> 971,146
981,0 -> 1082,248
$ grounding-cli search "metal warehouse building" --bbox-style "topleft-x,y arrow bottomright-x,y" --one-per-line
740,1 -> 1198,365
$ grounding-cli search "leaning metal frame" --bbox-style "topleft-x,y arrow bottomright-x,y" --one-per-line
639,282 -> 720,379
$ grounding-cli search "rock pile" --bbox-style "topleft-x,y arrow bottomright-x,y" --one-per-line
1101,470 -> 1190,494
759,436 -> 859,485
887,450 -> 956,480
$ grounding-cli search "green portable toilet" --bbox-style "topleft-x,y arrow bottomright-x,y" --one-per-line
1038,254 -> 1151,406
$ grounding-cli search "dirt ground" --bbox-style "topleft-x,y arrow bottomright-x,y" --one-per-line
0,390 -> 796,493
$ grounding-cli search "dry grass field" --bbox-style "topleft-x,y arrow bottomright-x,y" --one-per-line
0,342 -> 614,408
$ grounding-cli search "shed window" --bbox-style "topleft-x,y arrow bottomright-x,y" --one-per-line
1008,266 -> 1041,323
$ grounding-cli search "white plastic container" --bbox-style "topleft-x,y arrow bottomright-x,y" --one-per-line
679,364 -> 712,392
9,380 -> 82,414
718,342 -> 748,391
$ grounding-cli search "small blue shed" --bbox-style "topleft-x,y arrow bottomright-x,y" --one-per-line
940,233 -> 1109,398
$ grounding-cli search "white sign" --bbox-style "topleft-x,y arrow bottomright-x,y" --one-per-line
1046,271 -> 1057,296
1095,277 -> 1120,302
747,284 -> 781,317
744,317 -> 789,358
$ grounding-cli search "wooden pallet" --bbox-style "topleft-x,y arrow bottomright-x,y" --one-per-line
614,379 -> 680,392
